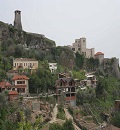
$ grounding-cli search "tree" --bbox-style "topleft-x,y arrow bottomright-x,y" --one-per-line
75,52 -> 84,70
111,112 -> 120,128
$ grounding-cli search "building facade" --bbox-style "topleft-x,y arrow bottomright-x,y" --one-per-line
0,81 -> 12,92
12,75 -> 29,95
13,58 -> 38,71
81,74 -> 97,88
55,78 -> 76,106
67,37 -> 95,58
49,63 -> 57,73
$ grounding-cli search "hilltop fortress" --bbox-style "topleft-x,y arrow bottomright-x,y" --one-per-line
67,37 -> 94,58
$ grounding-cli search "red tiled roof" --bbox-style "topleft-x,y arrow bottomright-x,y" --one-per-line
94,52 -> 104,56
12,75 -> 29,80
0,81 -> 12,88
9,91 -> 18,95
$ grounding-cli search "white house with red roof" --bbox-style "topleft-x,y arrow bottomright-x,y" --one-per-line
12,75 -> 29,95
94,52 -> 104,64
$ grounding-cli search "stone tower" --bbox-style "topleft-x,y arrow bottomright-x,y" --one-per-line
14,10 -> 22,30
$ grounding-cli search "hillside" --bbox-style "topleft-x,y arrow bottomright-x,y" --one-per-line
0,21 -> 75,70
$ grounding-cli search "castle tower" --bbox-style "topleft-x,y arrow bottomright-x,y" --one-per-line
14,10 -> 22,30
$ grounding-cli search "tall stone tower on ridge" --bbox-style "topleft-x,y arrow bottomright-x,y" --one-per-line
14,10 -> 22,30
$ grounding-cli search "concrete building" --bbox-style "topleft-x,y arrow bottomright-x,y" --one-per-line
94,52 -> 104,64
68,37 -> 95,58
81,74 -> 97,88
13,58 -> 38,71
12,75 -> 29,95
14,10 -> 22,30
49,63 -> 57,73
55,77 -> 76,106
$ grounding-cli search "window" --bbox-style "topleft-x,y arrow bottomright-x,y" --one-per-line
72,48 -> 75,51
17,81 -> 25,84
66,94 -> 70,97
71,93 -> 75,96
83,40 -> 85,42
69,82 -> 72,86
71,87 -> 75,92
60,82 -> 63,86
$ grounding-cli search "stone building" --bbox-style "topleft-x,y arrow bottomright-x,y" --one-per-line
68,37 -> 94,58
94,52 -> 104,64
14,10 -> 22,30
13,58 -> 38,71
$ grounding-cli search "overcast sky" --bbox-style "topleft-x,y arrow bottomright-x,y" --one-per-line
1,0 -> 120,60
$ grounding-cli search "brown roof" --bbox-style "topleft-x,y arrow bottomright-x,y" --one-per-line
14,58 -> 37,61
9,91 -> 18,95
12,75 -> 29,80
55,78 -> 75,86
0,81 -> 12,88
94,52 -> 104,56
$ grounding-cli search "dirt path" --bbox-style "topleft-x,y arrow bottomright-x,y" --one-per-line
50,104 -> 58,123
64,108 -> 81,130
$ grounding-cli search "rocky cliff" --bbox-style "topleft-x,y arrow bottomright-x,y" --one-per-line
0,21 -> 75,69
0,21 -> 55,49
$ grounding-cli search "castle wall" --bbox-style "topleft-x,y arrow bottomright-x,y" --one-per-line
86,48 -> 95,58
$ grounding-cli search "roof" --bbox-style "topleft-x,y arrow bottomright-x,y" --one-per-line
0,81 -> 12,88
55,77 -> 75,86
94,52 -> 104,56
9,91 -> 18,95
12,75 -> 29,80
86,75 -> 94,78
14,58 -> 37,62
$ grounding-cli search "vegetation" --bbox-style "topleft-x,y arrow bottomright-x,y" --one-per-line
76,76 -> 120,124
111,111 -> 120,128
57,104 -> 66,120
49,119 -> 75,130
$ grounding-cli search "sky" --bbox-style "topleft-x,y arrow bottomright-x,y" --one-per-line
0,0 -> 120,60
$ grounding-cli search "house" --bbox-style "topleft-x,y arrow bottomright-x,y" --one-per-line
13,58 -> 38,71
55,77 -> 76,106
12,75 -> 29,95
0,81 -> 12,92
81,74 -> 97,88
8,91 -> 18,101
49,63 -> 57,73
